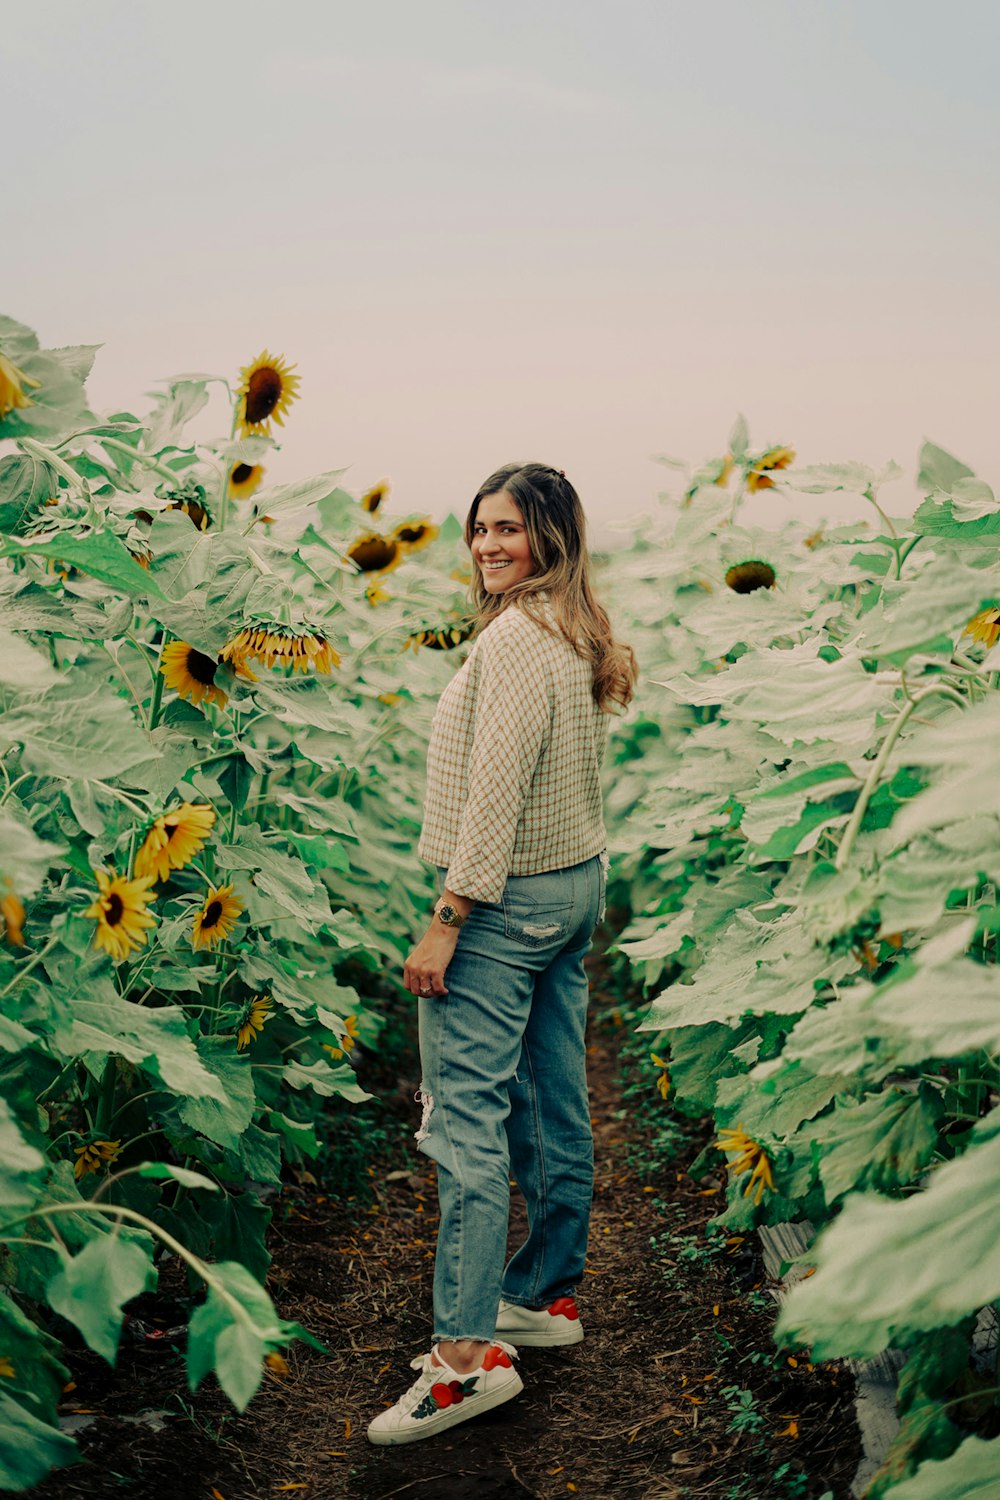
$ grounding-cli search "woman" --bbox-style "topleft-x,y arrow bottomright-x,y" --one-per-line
368,462 -> 637,1446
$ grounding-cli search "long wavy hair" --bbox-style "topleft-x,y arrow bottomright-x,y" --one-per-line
464,462 -> 638,713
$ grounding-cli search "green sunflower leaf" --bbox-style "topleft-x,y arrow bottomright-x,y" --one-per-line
0,529 -> 164,598
186,1261 -> 313,1411
46,1233 -> 157,1364
0,1392 -> 77,1492
885,1434 -> 1000,1499
177,1037 -> 255,1152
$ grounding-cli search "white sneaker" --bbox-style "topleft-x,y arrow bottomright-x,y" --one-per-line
367,1341 -> 522,1446
495,1296 -> 584,1347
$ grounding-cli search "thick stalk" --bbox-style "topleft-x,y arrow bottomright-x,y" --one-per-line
835,685 -> 968,871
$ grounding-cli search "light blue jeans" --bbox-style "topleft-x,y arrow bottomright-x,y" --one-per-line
416,852 -> 607,1342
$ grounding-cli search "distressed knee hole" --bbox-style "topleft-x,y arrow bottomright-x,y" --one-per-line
414,1088 -> 434,1145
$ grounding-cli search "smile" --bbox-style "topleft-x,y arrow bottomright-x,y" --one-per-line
482,561 -> 512,571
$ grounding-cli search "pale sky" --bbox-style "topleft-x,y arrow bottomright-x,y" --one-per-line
7,1 -> 999,540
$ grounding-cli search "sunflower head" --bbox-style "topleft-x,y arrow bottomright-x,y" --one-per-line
0,351 -> 41,420
361,481 -> 389,515
160,641 -> 229,709
73,1138 -> 122,1181
192,883 -> 243,952
236,351 -> 301,435
134,802 -> 216,884
746,446 -> 796,493
963,606 -> 1000,650
236,993 -> 273,1051
1,882 -> 25,947
714,1124 -> 775,1206
221,626 -> 339,675
322,1014 -> 360,1060
83,869 -> 158,962
392,519 -> 438,553
346,532 -> 402,575
405,618 -> 476,652
725,560 -> 776,594
229,463 -> 265,500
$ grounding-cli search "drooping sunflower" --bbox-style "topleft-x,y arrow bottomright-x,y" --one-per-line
192,883 -> 243,951
405,618 -> 476,652
714,1125 -> 775,1206
322,1014 -> 360,1060
221,626 -> 339,675
650,1052 -> 671,1100
235,351 -> 301,435
345,532 -> 403,576
964,606 -> 1000,650
84,869 -> 158,962
159,641 -> 229,709
0,351 -> 41,420
134,802 -> 216,884
365,582 -> 393,607
361,481 -> 389,514
725,560 -> 776,594
1,883 -> 25,947
746,445 -> 796,493
229,463 -> 265,500
392,519 -> 439,554
73,1138 -> 122,1181
165,497 -> 211,530
236,993 -> 273,1051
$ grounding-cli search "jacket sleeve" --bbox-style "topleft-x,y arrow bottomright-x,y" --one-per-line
444,619 -> 551,904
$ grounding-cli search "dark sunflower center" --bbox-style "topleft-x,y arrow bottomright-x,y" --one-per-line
350,536 -> 398,571
725,560 -> 776,594
203,900 -> 223,927
106,893 -> 124,926
245,368 -> 282,424
395,526 -> 425,544
231,463 -> 254,485
186,648 -> 218,686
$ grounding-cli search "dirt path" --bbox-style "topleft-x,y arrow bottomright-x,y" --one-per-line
33,957 -> 861,1500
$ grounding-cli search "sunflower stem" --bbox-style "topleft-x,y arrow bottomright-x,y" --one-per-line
218,410 -> 239,534
835,684 -> 969,871
17,437 -> 90,499
98,437 -> 185,488
147,629 -> 167,731
0,934 -> 61,1000
93,1056 -> 119,1136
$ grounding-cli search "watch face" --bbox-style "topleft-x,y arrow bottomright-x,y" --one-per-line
439,904 -> 457,922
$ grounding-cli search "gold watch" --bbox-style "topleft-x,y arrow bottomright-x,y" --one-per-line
434,901 -> 466,929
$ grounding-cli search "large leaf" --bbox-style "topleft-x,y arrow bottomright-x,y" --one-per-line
0,529 -> 164,598
0,812 -> 64,898
778,1124 -> 1000,1359
0,1393 -> 77,1492
177,1037 -> 256,1151
807,1087 -> 942,1203
1,683 -> 152,780
0,1097 -> 46,1211
887,1435 -> 1000,1499
46,1234 -> 157,1363
213,825 -> 333,924
186,1260 -> 314,1411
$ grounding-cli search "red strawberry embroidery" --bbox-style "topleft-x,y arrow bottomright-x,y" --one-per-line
548,1297 -> 579,1320
430,1382 -> 453,1407
482,1345 -> 513,1370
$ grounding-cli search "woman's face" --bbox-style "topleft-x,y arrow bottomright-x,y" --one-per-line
471,491 -> 537,593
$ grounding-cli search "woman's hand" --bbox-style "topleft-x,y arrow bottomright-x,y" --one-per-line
404,922 -> 460,998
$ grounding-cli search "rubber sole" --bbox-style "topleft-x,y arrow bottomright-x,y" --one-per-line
496,1323 -> 585,1347
367,1372 -> 524,1446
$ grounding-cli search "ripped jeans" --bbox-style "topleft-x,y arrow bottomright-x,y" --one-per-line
416,851 -> 608,1343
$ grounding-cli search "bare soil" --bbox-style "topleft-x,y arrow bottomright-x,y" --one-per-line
30,952 -> 861,1500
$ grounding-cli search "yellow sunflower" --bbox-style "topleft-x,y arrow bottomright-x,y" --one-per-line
1,883 -> 25,947
714,1125 -> 775,1206
229,463 -> 265,500
0,352 -> 41,420
165,498 -> 211,530
747,445 -> 796,493
235,351 -> 301,435
404,619 -> 476,652
392,519 -> 439,555
0,1358 -> 14,1379
159,641 -> 229,709
365,582 -> 392,607
322,1014 -> 360,1060
650,1052 -> 670,1100
964,606 -> 1000,650
192,883 -> 243,951
237,993 -> 272,1050
134,802 -> 216,884
84,869 -> 158,962
361,481 -> 389,514
345,532 -> 403,576
73,1138 -> 122,1181
221,626 -> 339,675
713,453 -> 734,487
725,560 -> 776,594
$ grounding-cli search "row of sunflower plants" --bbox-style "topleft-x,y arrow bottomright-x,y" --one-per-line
0,315 -> 474,1490
601,421 -> 1000,1497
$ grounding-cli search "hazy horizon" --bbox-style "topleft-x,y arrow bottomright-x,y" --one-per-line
7,1 -> 999,538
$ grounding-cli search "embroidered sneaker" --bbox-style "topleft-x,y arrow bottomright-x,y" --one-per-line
367,1341 -> 522,1446
495,1296 -> 584,1347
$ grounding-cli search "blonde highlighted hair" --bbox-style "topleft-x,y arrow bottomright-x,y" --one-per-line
464,462 -> 638,713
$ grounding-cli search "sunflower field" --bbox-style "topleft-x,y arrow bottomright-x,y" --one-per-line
1,316 -> 999,1497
